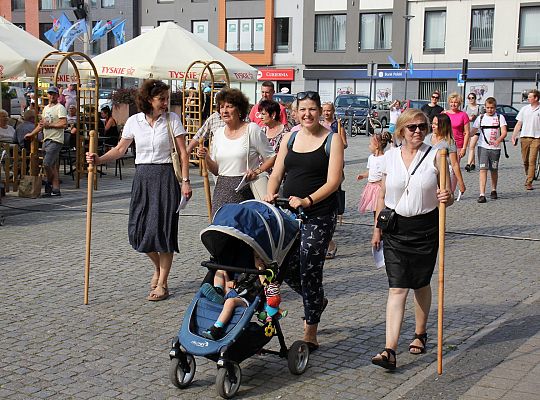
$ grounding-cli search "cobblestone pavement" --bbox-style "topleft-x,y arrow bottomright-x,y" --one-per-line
1,134 -> 538,400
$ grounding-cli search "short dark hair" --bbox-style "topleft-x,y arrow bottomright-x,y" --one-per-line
261,81 -> 275,91
215,88 -> 250,120
484,97 -> 497,106
136,79 -> 170,115
258,99 -> 281,121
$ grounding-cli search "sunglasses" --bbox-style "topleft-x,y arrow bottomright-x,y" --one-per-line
406,123 -> 429,132
431,96 -> 440,99
468,97 -> 476,100
297,91 -> 320,101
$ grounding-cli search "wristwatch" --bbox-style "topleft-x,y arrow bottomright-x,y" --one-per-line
182,178 -> 190,183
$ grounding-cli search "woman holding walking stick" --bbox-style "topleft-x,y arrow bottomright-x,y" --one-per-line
86,80 -> 192,302
371,108 -> 453,370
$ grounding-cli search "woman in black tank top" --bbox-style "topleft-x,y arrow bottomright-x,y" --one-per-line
263,91 -> 344,350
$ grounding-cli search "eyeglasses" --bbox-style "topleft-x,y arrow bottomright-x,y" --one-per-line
431,95 -> 440,99
406,123 -> 429,132
468,97 -> 476,100
297,91 -> 320,101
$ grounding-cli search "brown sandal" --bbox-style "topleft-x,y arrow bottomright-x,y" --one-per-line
372,348 -> 396,370
147,285 -> 169,301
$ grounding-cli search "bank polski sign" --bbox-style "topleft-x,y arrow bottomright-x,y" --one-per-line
377,70 -> 405,79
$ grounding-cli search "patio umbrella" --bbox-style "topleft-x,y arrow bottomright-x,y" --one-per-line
90,22 -> 257,82
0,16 -> 59,82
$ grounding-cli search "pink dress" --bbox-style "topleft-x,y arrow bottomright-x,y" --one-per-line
358,154 -> 384,213
447,111 -> 469,149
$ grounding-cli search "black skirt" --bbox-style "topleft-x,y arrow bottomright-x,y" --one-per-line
382,208 -> 439,289
211,175 -> 254,217
128,164 -> 180,253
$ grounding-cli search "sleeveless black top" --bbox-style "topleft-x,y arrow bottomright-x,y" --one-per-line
283,134 -> 338,217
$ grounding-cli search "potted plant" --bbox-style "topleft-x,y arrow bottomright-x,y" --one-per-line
111,87 -> 138,124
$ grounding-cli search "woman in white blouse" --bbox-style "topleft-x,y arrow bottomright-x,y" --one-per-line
86,80 -> 192,302
197,88 -> 276,215
371,108 -> 453,370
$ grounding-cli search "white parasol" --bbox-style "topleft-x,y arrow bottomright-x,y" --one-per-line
89,22 -> 257,82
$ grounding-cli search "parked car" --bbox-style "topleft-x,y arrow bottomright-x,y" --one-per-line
98,88 -> 114,110
272,93 -> 295,106
334,94 -> 371,121
404,99 -> 430,110
372,101 -> 390,127
495,104 -> 519,130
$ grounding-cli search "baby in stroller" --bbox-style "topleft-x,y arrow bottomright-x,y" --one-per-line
199,253 -> 267,340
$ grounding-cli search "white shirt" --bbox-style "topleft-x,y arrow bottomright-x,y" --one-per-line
367,154 -> 384,182
211,122 -> 275,176
0,125 -> 16,143
390,108 -> 401,125
122,112 -> 186,164
382,144 -> 439,217
474,113 -> 507,150
516,104 -> 540,138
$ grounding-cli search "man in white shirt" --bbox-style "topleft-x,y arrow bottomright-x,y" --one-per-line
25,86 -> 67,196
472,97 -> 507,203
512,89 -> 540,190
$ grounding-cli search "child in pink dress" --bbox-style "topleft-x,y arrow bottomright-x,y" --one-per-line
357,132 -> 392,215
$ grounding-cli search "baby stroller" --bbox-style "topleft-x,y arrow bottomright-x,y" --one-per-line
169,199 -> 310,398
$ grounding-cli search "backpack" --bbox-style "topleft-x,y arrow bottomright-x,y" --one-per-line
478,113 -> 509,158
286,130 -> 335,156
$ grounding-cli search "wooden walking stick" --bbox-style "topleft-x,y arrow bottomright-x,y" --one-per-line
437,148 -> 448,375
199,137 -> 212,222
84,130 -> 98,305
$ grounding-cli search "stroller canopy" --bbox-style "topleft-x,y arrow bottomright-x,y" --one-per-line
200,200 -> 299,267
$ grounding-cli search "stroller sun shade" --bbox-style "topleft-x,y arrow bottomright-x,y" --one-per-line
200,200 -> 300,266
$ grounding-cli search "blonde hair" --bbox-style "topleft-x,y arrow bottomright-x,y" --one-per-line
394,108 -> 428,141
322,102 -> 335,112
448,92 -> 463,107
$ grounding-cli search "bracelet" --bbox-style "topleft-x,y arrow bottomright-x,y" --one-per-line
182,178 -> 190,183
307,195 -> 314,207
254,167 -> 262,175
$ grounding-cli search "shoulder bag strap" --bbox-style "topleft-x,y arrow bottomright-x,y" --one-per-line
287,130 -> 298,150
324,131 -> 335,157
245,123 -> 251,172
166,112 -> 180,155
395,145 -> 433,209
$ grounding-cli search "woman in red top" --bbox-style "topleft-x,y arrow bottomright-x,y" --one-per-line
445,93 -> 470,160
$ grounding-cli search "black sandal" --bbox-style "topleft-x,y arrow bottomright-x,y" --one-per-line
371,348 -> 396,370
409,332 -> 428,355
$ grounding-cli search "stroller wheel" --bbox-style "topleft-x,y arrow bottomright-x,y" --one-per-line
169,354 -> 196,389
216,361 -> 241,399
288,340 -> 310,375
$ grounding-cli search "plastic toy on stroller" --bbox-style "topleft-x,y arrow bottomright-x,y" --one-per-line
169,199 -> 310,398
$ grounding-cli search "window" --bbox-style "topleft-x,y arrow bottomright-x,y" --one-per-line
360,13 -> 392,50
424,10 -> 446,53
40,0 -> 71,9
275,18 -> 290,53
192,21 -> 208,42
107,31 -> 115,50
519,6 -> 540,49
315,14 -> 346,51
419,80 -> 447,107
158,0 -> 174,3
158,20 -> 174,26
39,23 -> 53,42
470,8 -> 494,51
102,0 -> 115,8
226,18 -> 264,51
12,0 -> 25,10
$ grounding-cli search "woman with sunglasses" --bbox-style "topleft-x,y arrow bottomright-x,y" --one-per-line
445,93 -> 471,161
371,108 -> 453,370
86,80 -> 192,301
464,92 -> 485,172
264,90 -> 344,350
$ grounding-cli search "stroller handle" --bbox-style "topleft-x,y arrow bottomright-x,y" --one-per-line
274,197 -> 306,219
201,261 -> 272,278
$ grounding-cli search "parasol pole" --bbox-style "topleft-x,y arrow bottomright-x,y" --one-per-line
199,137 -> 212,222
84,130 -> 97,305
437,148 -> 448,374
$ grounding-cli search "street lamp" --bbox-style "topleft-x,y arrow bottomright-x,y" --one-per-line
403,14 -> 415,100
